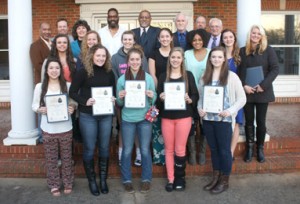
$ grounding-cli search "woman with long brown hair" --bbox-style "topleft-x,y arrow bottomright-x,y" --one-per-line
198,47 -> 246,194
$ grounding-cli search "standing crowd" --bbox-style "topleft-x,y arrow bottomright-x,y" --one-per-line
30,8 -> 279,197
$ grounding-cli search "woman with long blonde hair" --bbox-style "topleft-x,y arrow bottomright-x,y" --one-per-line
238,25 -> 279,163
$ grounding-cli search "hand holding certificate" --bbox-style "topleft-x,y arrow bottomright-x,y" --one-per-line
91,87 -> 114,115
45,94 -> 69,123
203,86 -> 224,113
125,80 -> 146,108
164,82 -> 186,110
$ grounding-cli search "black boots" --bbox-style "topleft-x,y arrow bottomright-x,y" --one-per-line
99,157 -> 109,194
83,160 -> 100,196
203,170 -> 220,191
187,135 -> 196,165
257,145 -> 265,163
174,155 -> 186,191
210,174 -> 229,194
244,126 -> 255,162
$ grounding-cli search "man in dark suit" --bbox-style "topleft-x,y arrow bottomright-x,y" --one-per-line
173,12 -> 189,51
132,10 -> 160,59
30,22 -> 52,84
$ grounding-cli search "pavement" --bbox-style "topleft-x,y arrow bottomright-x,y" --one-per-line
0,173 -> 300,204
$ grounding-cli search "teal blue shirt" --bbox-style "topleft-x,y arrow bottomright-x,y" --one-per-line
116,72 -> 157,122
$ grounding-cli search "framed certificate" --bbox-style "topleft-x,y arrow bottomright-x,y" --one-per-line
125,80 -> 146,108
45,94 -> 69,123
164,82 -> 186,110
91,87 -> 114,115
203,85 -> 224,113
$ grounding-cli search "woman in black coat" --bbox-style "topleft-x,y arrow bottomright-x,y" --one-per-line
238,25 -> 279,163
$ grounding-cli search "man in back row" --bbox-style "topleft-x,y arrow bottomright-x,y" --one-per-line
132,10 -> 160,59
99,8 -> 126,56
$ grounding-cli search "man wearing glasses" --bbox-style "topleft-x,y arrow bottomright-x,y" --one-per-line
132,10 -> 160,59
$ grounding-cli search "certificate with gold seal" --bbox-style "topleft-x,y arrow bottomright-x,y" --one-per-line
125,80 -> 146,108
164,82 -> 186,110
91,87 -> 114,115
203,85 -> 224,113
45,94 -> 69,123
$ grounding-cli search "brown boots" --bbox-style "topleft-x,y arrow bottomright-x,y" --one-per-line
203,170 -> 220,191
204,171 -> 229,194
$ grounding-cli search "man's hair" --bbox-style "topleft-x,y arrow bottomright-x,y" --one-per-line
56,18 -> 68,27
107,8 -> 119,15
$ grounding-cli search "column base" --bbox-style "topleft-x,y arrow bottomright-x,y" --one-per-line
3,128 -> 39,146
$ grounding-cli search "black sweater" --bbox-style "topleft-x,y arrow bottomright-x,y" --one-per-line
157,71 -> 199,119
69,65 -> 116,114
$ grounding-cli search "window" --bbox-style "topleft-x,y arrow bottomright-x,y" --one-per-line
0,18 -> 9,80
262,13 -> 300,75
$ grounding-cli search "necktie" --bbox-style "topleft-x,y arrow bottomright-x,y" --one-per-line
179,33 -> 186,49
141,28 -> 147,46
211,37 -> 217,49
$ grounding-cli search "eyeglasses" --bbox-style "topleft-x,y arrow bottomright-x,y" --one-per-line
139,16 -> 150,20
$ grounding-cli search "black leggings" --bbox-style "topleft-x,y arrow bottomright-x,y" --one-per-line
243,102 -> 269,145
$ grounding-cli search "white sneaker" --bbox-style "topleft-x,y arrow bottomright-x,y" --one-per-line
134,159 -> 141,167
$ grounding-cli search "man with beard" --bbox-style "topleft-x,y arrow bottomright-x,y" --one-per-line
98,8 -> 126,55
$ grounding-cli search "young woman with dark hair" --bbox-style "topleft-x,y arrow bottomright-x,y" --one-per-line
198,47 -> 246,194
32,57 -> 77,196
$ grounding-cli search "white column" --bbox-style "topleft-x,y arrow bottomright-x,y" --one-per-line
3,0 -> 38,145
236,0 -> 270,142
237,0 -> 261,47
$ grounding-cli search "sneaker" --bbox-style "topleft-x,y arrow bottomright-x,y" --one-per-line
140,181 -> 150,193
165,183 -> 173,192
134,159 -> 142,167
124,183 -> 135,194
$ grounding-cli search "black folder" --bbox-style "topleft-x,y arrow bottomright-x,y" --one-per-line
245,66 -> 264,87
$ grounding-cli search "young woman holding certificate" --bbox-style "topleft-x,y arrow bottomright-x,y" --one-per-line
238,25 -> 279,163
69,44 -> 116,196
32,57 -> 77,196
198,47 -> 246,194
116,47 -> 156,194
157,47 -> 199,192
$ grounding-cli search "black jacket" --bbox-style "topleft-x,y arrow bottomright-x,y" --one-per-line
238,46 -> 279,103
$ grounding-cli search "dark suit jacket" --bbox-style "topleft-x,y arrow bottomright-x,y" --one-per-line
173,31 -> 189,51
132,26 -> 161,59
30,38 -> 50,84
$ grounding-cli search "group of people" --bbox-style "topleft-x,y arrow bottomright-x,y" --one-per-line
30,7 -> 279,197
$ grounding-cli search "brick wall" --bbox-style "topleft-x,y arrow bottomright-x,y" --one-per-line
193,0 -> 237,31
0,0 -> 7,14
32,0 -> 80,40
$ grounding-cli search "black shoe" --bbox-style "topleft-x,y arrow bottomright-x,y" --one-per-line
165,183 -> 173,192
257,145 -> 265,163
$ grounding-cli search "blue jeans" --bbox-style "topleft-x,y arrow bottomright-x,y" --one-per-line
79,112 -> 113,161
203,120 -> 232,175
121,119 -> 152,183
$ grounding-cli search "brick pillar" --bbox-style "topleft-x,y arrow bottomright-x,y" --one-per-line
3,0 -> 38,145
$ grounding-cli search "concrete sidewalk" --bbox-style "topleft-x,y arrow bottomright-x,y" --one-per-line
0,173 -> 299,204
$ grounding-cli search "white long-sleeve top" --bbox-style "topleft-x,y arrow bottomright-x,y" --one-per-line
198,71 -> 246,130
32,82 -> 77,134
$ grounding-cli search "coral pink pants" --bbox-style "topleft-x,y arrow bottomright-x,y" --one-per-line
161,117 -> 192,182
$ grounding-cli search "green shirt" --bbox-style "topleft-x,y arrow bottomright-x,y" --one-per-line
116,72 -> 157,122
